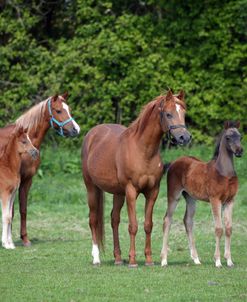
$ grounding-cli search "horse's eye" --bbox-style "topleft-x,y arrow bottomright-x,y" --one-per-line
22,141 -> 27,144
166,113 -> 173,119
56,110 -> 62,114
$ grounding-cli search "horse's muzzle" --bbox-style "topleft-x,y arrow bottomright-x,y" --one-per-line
171,130 -> 192,146
29,148 -> 39,160
234,147 -> 243,157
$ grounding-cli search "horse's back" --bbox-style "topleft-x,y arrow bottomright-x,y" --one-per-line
168,156 -> 208,201
82,124 -> 127,194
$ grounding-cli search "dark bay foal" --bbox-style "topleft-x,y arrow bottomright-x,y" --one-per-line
161,121 -> 243,268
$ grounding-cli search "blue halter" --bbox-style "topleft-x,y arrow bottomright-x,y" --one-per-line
48,98 -> 74,137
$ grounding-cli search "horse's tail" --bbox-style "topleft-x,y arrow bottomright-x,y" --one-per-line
97,191 -> 105,251
163,162 -> 171,175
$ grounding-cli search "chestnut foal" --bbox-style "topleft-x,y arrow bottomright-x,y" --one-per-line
161,121 -> 243,268
82,90 -> 191,267
0,127 -> 38,249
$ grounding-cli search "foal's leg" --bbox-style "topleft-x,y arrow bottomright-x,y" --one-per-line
111,194 -> 125,265
210,199 -> 223,268
160,190 -> 181,267
143,187 -> 159,266
125,183 -> 138,267
87,186 -> 104,265
183,193 -> 200,264
223,201 -> 234,267
1,191 -> 16,249
18,177 -> 33,246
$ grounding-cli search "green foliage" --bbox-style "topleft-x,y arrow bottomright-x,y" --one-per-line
0,0 -> 246,144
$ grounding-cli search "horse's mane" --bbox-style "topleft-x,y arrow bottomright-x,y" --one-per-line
127,94 -> 186,134
15,99 -> 48,133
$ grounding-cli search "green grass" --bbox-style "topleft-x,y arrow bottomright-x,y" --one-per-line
0,143 -> 247,302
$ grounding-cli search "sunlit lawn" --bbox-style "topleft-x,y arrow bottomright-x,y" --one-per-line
0,143 -> 247,302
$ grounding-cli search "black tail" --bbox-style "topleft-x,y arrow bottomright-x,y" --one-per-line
163,162 -> 171,175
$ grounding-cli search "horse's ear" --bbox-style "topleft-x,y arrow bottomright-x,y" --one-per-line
224,121 -> 230,129
52,94 -> 59,102
177,90 -> 185,101
166,89 -> 173,102
16,126 -> 24,136
235,121 -> 240,129
62,92 -> 69,101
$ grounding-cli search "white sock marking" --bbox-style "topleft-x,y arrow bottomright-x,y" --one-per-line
92,243 -> 100,265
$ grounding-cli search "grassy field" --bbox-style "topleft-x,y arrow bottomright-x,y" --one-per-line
0,142 -> 247,302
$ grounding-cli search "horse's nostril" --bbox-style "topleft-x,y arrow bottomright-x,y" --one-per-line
179,135 -> 184,142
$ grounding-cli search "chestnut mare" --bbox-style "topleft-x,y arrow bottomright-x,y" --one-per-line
0,93 -> 80,246
82,90 -> 191,267
0,127 -> 38,249
161,121 -> 243,268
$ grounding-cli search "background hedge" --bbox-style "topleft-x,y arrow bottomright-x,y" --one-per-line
0,0 -> 246,145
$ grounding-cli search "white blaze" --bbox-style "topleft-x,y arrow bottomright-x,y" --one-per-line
62,102 -> 80,133
175,104 -> 182,120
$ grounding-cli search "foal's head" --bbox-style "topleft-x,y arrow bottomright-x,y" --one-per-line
48,92 -> 80,137
223,121 -> 243,157
159,90 -> 191,145
16,127 -> 39,159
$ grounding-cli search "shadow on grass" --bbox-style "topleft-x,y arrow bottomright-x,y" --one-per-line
14,237 -> 81,247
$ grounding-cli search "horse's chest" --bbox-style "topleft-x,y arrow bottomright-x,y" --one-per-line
220,178 -> 238,203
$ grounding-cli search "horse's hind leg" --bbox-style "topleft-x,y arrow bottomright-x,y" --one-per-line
223,200 -> 234,267
161,189 -> 181,267
183,192 -> 200,265
87,185 -> 104,265
111,194 -> 125,265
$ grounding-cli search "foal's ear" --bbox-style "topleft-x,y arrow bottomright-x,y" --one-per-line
52,94 -> 59,102
166,89 -> 173,102
177,90 -> 185,101
61,92 -> 69,101
224,121 -> 230,129
16,126 -> 24,136
235,121 -> 240,129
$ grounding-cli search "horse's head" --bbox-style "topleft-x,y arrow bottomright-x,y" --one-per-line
48,92 -> 80,137
159,90 -> 191,145
16,127 -> 39,159
224,121 -> 243,157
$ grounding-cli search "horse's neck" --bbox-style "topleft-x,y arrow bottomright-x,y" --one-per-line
28,121 -> 50,149
27,103 -> 50,148
215,139 -> 235,177
132,109 -> 163,158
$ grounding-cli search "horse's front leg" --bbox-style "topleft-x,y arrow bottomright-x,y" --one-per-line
125,183 -> 138,268
111,194 -> 125,265
143,187 -> 159,266
19,177 -> 33,246
210,199 -> 223,268
223,200 -> 234,267
2,190 -> 16,249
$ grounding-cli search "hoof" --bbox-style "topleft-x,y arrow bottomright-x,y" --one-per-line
93,262 -> 101,267
128,263 -> 138,268
193,258 -> 201,265
23,240 -> 31,247
227,260 -> 234,268
161,259 -> 168,267
114,260 -> 123,266
145,262 -> 154,266
2,242 -> 15,249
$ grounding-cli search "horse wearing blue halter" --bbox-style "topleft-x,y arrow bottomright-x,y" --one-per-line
48,98 -> 74,137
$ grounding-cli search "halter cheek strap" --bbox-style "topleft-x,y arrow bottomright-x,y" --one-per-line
48,98 -> 74,137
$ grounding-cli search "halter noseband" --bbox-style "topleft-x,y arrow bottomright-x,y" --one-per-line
48,98 -> 74,137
